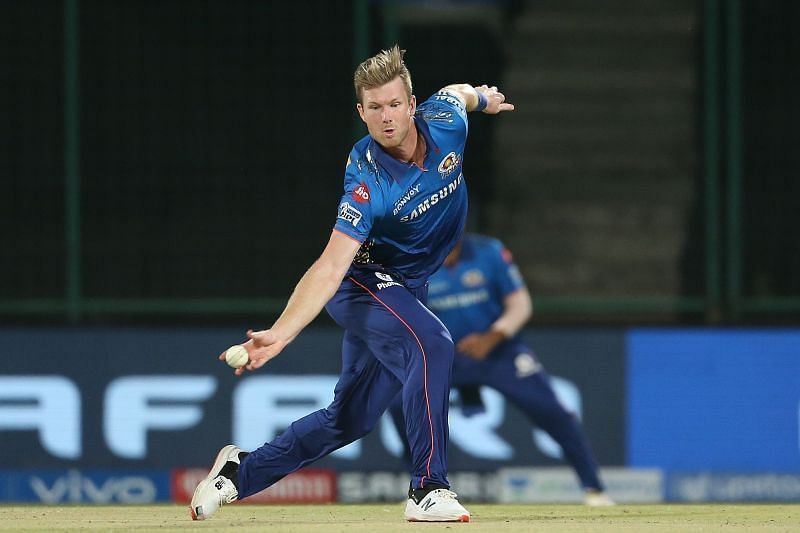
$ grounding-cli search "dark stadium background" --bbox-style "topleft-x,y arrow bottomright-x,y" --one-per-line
2,0 -> 797,325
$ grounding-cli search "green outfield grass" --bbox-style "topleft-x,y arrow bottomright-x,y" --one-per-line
0,504 -> 797,532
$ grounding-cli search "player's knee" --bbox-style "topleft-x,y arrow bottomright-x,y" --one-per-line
339,419 -> 375,442
319,406 -> 376,442
425,329 -> 454,363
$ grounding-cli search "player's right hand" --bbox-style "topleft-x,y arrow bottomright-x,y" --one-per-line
218,329 -> 289,376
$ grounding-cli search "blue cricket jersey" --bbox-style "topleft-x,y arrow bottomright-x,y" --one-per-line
426,234 -> 525,344
333,90 -> 470,289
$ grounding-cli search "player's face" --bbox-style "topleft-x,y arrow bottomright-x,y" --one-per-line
357,77 -> 416,151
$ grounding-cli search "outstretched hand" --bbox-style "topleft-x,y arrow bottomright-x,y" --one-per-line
476,84 -> 514,114
218,329 -> 289,376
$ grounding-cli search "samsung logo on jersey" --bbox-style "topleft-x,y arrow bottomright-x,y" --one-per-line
399,173 -> 463,223
428,289 -> 490,311
392,183 -> 422,216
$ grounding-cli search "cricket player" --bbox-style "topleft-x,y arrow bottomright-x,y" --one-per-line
190,46 -> 513,522
392,233 -> 615,506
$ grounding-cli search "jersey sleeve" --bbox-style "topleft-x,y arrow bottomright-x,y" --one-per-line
332,154 -> 377,242
416,89 -> 469,142
487,239 -> 526,297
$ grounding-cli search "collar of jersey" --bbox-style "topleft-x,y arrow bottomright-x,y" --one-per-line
368,117 -> 440,183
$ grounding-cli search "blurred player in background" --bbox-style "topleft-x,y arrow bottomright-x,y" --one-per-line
390,233 -> 615,506
189,46 -> 514,522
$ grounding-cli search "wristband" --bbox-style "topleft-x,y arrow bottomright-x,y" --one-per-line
474,88 -> 488,112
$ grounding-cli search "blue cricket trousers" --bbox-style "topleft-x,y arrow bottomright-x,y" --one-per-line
388,338 -> 604,491
452,339 -> 604,491
237,267 -> 454,498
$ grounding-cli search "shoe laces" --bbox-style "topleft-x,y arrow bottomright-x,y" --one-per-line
431,489 -> 459,500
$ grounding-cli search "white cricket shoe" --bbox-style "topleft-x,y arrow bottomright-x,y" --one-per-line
584,490 -> 616,507
404,488 -> 471,522
189,444 -> 244,520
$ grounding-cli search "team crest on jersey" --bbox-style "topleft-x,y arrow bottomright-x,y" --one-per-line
461,269 -> 485,288
438,152 -> 461,179
352,182 -> 370,204
338,202 -> 362,227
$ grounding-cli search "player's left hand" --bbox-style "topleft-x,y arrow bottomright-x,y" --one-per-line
476,84 -> 514,114
456,330 -> 506,360
218,329 -> 289,376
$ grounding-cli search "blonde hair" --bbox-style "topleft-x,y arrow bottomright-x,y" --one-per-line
353,45 -> 412,103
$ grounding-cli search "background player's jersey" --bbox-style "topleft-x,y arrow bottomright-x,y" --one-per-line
426,234 -> 525,344
333,90 -> 470,289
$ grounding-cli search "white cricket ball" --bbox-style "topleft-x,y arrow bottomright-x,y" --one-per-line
225,345 -> 249,369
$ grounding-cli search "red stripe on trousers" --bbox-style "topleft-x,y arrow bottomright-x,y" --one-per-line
348,276 -> 435,487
